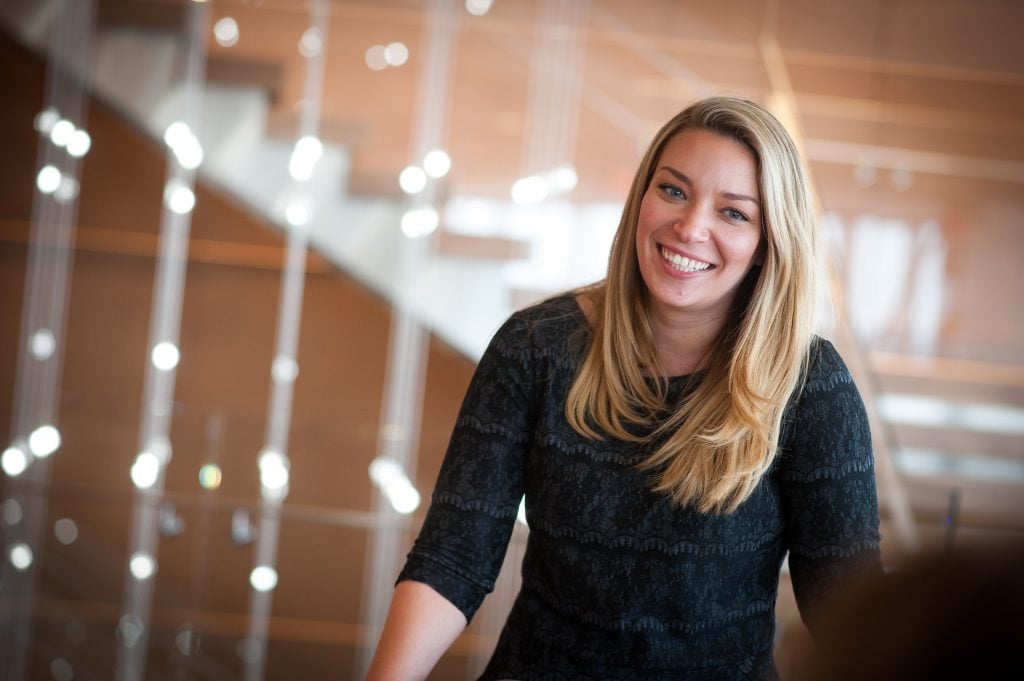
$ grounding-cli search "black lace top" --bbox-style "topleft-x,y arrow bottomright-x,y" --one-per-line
398,295 -> 881,680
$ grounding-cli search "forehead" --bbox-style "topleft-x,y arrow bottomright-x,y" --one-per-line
655,129 -> 759,190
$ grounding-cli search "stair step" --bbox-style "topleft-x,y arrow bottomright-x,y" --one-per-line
206,55 -> 284,101
96,0 -> 183,30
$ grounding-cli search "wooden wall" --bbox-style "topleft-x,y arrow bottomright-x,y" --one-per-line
0,30 -> 477,680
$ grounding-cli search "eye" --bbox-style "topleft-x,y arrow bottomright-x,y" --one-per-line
658,183 -> 685,200
723,208 -> 749,222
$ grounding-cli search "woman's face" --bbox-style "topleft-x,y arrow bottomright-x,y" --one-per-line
635,128 -> 763,325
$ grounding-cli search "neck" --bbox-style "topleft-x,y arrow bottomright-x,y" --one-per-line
647,305 -> 728,377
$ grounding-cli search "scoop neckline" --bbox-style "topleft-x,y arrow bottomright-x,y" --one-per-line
565,294 -> 700,383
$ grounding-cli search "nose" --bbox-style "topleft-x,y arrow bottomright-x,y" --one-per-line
672,205 -> 711,243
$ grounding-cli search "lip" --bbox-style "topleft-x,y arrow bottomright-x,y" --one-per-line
657,244 -> 716,276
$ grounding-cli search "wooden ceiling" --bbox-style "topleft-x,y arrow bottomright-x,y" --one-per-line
122,1 -> 1024,369
99,0 -> 1024,203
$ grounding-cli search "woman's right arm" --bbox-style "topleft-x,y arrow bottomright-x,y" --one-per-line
365,580 -> 467,681
368,308 -> 543,679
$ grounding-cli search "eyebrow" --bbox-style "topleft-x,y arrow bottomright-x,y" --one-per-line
658,166 -> 761,207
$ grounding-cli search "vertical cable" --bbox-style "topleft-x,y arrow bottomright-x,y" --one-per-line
241,2 -> 330,680
114,3 -> 209,679
0,2 -> 95,678
357,1 -> 459,677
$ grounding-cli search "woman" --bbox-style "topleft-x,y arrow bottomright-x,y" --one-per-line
367,96 -> 881,680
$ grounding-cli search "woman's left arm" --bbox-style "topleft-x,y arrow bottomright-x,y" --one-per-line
778,340 -> 883,632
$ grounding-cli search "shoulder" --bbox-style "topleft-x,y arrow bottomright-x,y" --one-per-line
803,336 -> 857,389
471,294 -> 586,399
778,335 -> 873,478
799,336 -> 863,408
495,293 -> 589,355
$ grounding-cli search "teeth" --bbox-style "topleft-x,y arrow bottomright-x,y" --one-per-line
660,247 -> 711,273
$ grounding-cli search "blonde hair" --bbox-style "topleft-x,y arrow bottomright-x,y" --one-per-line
565,96 -> 818,514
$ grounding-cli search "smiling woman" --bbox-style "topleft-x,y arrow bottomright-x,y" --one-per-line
635,129 -> 764,350
368,97 -> 880,681
568,97 -> 821,515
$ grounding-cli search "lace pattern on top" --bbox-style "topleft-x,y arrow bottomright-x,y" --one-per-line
398,295 -> 881,680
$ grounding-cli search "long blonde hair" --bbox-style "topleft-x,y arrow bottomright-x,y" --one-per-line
565,96 -> 818,514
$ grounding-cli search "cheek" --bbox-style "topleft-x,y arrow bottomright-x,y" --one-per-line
722,230 -> 762,267
745,233 -> 764,262
635,198 -> 660,242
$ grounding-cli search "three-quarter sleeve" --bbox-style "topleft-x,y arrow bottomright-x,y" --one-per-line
397,313 -> 538,622
778,339 -> 883,631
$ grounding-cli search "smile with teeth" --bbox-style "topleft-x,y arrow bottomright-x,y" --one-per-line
660,246 -> 713,273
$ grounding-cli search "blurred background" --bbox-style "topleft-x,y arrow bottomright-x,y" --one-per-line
0,0 -> 1022,679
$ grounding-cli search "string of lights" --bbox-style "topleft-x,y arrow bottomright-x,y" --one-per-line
241,2 -> 331,679
357,0 -> 459,678
0,2 -> 95,679
114,3 -> 210,679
